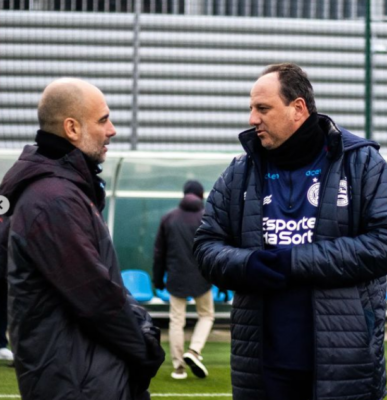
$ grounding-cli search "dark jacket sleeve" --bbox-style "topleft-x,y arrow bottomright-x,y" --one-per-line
293,147 -> 387,286
152,216 -> 167,289
194,158 -> 253,291
21,196 -> 159,367
0,217 -> 10,279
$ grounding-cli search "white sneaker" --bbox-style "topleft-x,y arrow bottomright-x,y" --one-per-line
0,347 -> 14,361
171,365 -> 187,379
183,349 -> 208,378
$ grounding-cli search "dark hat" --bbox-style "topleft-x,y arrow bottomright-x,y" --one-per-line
183,180 -> 204,199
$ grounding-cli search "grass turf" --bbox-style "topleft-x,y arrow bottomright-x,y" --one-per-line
0,342 -> 232,399
149,342 -> 231,398
2,342 -> 387,399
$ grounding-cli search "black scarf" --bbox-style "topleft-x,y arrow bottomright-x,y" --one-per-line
265,113 -> 325,170
35,129 -> 76,159
35,130 -> 106,210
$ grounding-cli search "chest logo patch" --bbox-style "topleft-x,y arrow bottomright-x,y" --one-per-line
337,180 -> 349,207
307,182 -> 320,207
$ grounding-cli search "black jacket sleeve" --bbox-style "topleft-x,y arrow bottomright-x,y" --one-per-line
152,217 -> 167,289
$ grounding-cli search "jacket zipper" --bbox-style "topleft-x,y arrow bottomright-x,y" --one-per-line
288,171 -> 293,209
312,159 -> 334,400
312,289 -> 317,400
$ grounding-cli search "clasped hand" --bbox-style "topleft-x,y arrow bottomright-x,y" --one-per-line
246,249 -> 291,289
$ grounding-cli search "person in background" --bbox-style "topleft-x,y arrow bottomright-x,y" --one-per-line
194,63 -> 387,400
0,216 -> 13,362
0,78 -> 164,400
153,180 -> 215,380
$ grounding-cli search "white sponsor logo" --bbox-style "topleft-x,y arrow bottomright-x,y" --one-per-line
337,180 -> 349,207
263,195 -> 272,205
262,216 -> 316,245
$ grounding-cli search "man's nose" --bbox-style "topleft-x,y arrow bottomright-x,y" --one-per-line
249,111 -> 261,126
108,120 -> 116,137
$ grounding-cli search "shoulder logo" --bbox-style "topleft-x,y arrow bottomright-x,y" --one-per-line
307,182 -> 320,207
263,194 -> 272,205
337,179 -> 349,207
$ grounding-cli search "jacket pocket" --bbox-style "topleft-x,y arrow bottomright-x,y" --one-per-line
363,308 -> 375,340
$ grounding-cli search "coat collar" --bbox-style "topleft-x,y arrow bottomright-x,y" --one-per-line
238,113 -> 379,162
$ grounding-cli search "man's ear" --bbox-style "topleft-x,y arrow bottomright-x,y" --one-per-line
292,97 -> 308,122
63,117 -> 81,144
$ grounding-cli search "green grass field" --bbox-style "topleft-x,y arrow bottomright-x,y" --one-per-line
2,342 -> 387,399
0,342 -> 232,399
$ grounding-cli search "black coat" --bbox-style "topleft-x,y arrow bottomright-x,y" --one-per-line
0,216 -> 9,279
0,145 -> 164,400
153,194 -> 211,298
194,114 -> 387,400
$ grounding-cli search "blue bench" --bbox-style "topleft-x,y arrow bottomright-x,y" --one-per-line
121,269 -> 154,303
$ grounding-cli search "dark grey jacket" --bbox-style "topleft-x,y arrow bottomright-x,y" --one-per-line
0,145 -> 164,400
194,115 -> 387,400
153,194 -> 211,298
0,216 -> 9,279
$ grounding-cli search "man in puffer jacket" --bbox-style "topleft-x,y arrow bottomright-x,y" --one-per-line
194,63 -> 387,400
153,180 -> 214,380
0,78 -> 165,400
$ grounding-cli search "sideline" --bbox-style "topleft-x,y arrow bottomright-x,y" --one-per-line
0,395 -> 233,399
152,395 -> 232,397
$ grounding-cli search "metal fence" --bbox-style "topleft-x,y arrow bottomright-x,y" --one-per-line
2,8 -> 387,151
1,0 -> 387,19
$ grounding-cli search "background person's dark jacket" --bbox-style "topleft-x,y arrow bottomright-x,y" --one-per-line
194,114 -> 387,400
153,193 -> 211,298
0,144 -> 164,400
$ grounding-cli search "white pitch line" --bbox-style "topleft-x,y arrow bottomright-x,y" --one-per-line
0,394 -> 232,399
151,395 -> 232,397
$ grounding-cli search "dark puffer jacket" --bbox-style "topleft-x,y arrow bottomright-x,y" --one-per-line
153,193 -> 211,298
194,114 -> 387,400
0,145 -> 164,400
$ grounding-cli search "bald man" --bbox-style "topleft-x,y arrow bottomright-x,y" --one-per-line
0,78 -> 164,400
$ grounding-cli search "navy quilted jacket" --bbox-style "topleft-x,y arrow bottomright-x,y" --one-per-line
194,114 -> 387,400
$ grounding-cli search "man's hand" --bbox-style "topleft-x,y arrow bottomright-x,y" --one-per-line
246,249 -> 291,289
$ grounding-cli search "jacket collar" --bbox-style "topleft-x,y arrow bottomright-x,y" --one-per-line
179,193 -> 204,212
238,113 -> 379,162
0,144 -> 106,215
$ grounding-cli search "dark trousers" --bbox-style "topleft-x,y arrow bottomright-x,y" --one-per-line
263,366 -> 313,400
0,278 -> 8,348
135,390 -> 150,400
